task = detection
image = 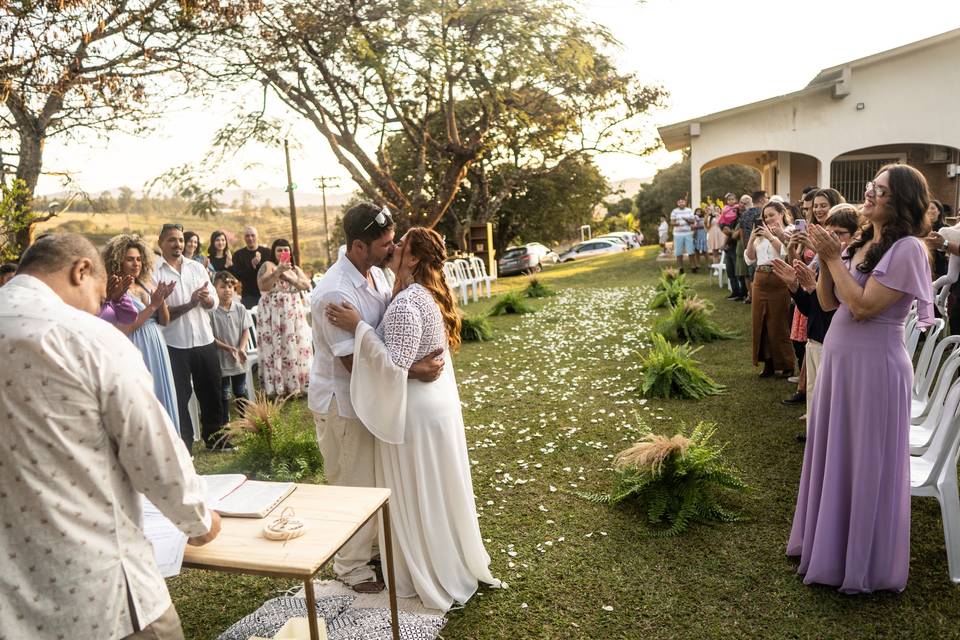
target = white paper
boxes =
[213,481,295,518]
[201,473,248,508]
[141,497,188,578]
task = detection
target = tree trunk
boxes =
[13,132,45,253]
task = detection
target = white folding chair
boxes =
[469,256,493,299]
[709,261,726,289]
[913,332,960,420]
[911,347,960,453]
[913,319,946,395]
[911,376,960,583]
[936,284,951,319]
[443,261,468,306]
[453,259,480,303]
[905,316,922,361]
[244,307,260,403]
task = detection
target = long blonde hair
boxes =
[402,227,461,351]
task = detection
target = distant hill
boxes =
[39,186,356,208]
[605,175,655,201]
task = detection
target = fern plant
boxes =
[639,333,725,399]
[461,314,494,341]
[215,392,323,482]
[489,291,534,315]
[648,271,694,309]
[655,297,737,344]
[573,422,748,536]
[523,277,556,298]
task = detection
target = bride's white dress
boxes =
[349,283,501,611]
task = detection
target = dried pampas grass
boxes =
[615,434,692,474]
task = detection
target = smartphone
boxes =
[794,219,807,233]
[278,249,291,264]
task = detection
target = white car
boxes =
[559,238,625,262]
[597,231,642,248]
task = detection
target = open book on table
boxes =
[202,474,296,518]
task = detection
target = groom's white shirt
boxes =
[308,255,391,419]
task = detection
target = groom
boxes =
[309,202,444,592]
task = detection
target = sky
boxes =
[34,0,960,197]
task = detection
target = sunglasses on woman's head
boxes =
[362,205,393,231]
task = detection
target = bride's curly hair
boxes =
[403,227,462,351]
[846,163,931,273]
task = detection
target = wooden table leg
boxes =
[382,501,401,640]
[304,577,320,640]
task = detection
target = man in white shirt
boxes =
[309,203,443,592]
[670,197,698,273]
[153,223,222,452]
[0,234,220,640]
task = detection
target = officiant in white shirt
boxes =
[309,203,442,592]
[0,234,220,640]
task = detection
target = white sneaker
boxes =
[787,376,799,384]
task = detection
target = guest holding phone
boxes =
[256,239,313,396]
[745,201,795,378]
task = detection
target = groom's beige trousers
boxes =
[312,397,378,585]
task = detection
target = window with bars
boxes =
[831,157,902,203]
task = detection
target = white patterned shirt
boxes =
[153,256,216,349]
[308,257,391,418]
[0,275,213,640]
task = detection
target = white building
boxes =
[658,28,960,211]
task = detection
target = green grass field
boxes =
[174,248,960,639]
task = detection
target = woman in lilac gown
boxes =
[788,164,934,593]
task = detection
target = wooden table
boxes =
[183,483,399,640]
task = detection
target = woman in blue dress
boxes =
[103,235,180,431]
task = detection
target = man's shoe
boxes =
[787,375,800,384]
[781,392,806,405]
[351,580,386,594]
[726,293,739,300]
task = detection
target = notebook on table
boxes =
[202,474,296,518]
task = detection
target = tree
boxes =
[0,0,256,253]
[216,0,663,235]
[117,186,134,212]
[485,156,608,253]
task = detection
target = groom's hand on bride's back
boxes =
[409,348,444,382]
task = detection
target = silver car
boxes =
[559,238,625,262]
[498,243,559,276]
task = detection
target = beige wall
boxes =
[683,34,960,209]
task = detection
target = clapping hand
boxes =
[150,281,176,310]
[794,260,818,292]
[926,232,946,252]
[189,285,211,307]
[107,274,134,303]
[770,259,798,289]
[807,224,843,261]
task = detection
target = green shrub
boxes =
[461,314,494,341]
[655,298,737,344]
[489,291,534,315]
[648,271,694,309]
[573,422,748,536]
[215,393,323,482]
[639,334,725,399]
[523,277,556,298]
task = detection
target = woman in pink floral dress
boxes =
[256,239,313,396]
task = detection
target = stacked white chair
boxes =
[244,306,259,402]
[443,261,468,306]
[910,375,960,583]
[936,284,951,318]
[453,259,481,303]
[468,256,493,299]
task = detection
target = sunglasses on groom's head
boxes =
[362,205,393,231]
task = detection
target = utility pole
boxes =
[283,139,301,265]
[316,175,340,265]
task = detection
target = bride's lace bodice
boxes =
[377,283,447,370]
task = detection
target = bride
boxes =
[325,226,501,611]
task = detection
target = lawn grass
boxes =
[173,248,960,639]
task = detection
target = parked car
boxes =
[559,238,625,262]
[597,231,642,248]
[498,243,560,276]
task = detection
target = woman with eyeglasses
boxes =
[255,238,313,396]
[324,227,501,611]
[788,164,934,593]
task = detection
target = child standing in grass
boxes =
[658,216,669,255]
[209,271,253,425]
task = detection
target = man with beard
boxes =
[154,223,223,452]
[308,203,443,593]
